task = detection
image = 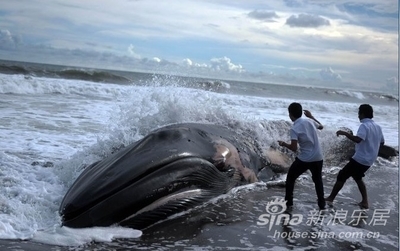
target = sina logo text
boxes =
[257,198,303,230]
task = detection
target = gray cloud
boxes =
[0,29,21,49]
[283,0,305,8]
[248,10,279,21]
[320,67,342,81]
[128,44,141,59]
[286,14,330,28]
[385,77,398,91]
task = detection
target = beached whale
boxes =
[59,123,398,230]
[59,123,277,230]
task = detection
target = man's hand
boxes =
[336,130,361,143]
[304,110,313,118]
[305,109,323,130]
[278,140,298,152]
[336,130,349,137]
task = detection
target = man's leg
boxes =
[285,158,308,207]
[325,160,353,203]
[309,160,325,209]
[355,179,369,209]
[325,181,345,203]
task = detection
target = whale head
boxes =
[59,123,273,229]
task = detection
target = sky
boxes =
[0,0,398,92]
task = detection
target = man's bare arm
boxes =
[336,130,362,143]
[304,110,323,130]
[278,139,298,152]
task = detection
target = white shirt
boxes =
[290,117,323,162]
[353,118,385,166]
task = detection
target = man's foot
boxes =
[284,205,293,213]
[358,202,369,209]
[325,197,333,203]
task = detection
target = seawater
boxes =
[0,61,398,250]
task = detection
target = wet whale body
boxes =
[59,123,276,230]
[59,123,398,230]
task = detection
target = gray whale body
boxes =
[59,123,275,229]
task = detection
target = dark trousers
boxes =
[285,158,325,209]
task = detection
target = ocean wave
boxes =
[57,69,132,84]
[375,93,399,102]
[0,73,130,96]
[0,62,132,84]
[138,74,232,93]
[0,64,30,75]
[0,83,397,247]
[324,88,398,103]
[326,89,366,100]
[190,80,231,92]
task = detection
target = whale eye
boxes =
[226,168,235,177]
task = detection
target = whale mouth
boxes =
[60,156,235,229]
[117,157,236,229]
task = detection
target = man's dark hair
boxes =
[359,104,373,118]
[288,102,302,119]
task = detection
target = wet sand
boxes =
[0,165,398,251]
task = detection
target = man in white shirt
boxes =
[278,102,325,210]
[325,104,384,209]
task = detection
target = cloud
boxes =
[283,0,304,8]
[182,58,207,68]
[0,29,21,49]
[182,57,244,74]
[210,57,245,73]
[248,10,279,21]
[319,67,342,81]
[127,44,141,59]
[286,14,330,28]
[0,1,397,92]
[139,57,169,67]
[182,58,192,66]
[385,76,398,91]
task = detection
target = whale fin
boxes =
[264,148,292,173]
